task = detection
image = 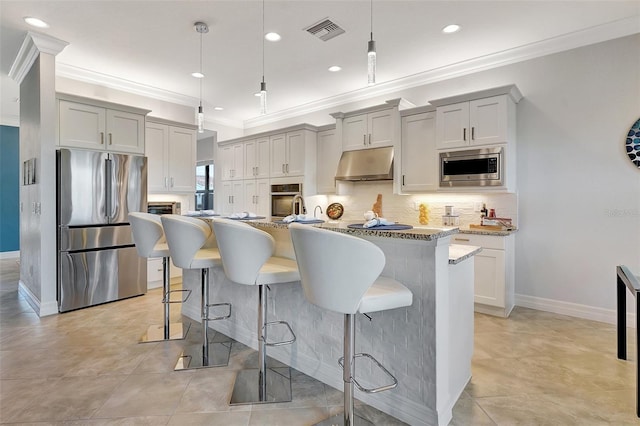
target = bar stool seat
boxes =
[289,223,413,426]
[161,215,232,370]
[129,212,191,342]
[211,218,299,405]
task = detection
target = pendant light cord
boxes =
[370,0,373,41]
[199,29,203,107]
[262,0,265,83]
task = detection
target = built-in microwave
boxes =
[440,147,503,187]
[147,201,181,215]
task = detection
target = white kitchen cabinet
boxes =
[400,109,437,192]
[220,142,244,181]
[270,130,307,177]
[147,258,181,289]
[316,126,340,193]
[58,97,148,154]
[342,108,394,151]
[244,137,270,179]
[450,232,515,317]
[243,179,270,216]
[145,120,196,193]
[220,180,244,215]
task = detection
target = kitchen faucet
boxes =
[292,194,307,215]
[314,205,323,218]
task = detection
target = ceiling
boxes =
[1,1,639,129]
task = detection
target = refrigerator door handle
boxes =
[105,157,112,222]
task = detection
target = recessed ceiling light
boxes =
[442,24,461,34]
[24,17,49,28]
[265,32,281,42]
[213,106,224,111]
[328,65,342,72]
[191,72,204,78]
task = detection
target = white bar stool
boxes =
[161,214,232,370]
[129,212,191,342]
[289,223,413,426]
[211,218,299,405]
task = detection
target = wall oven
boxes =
[440,147,504,187]
[147,201,181,215]
[271,183,302,218]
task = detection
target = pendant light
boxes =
[367,0,376,86]
[194,22,208,133]
[259,0,267,115]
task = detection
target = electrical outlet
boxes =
[474,202,483,212]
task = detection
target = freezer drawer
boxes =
[58,246,146,312]
[59,224,134,252]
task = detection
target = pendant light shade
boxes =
[194,22,208,133]
[367,0,376,86]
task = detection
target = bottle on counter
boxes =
[480,203,488,218]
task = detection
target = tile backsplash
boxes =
[306,182,518,228]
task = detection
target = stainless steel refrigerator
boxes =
[57,148,147,312]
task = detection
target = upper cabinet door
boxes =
[342,114,368,151]
[145,122,169,192]
[286,131,305,176]
[244,139,257,178]
[167,127,196,192]
[255,137,270,179]
[316,128,340,193]
[231,142,244,180]
[469,96,507,146]
[368,109,393,148]
[435,101,470,149]
[106,109,145,154]
[59,100,107,150]
[401,112,437,192]
[270,133,287,177]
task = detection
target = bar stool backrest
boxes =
[211,218,275,286]
[129,212,164,258]
[161,214,212,269]
[289,223,385,315]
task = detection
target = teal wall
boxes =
[0,125,20,252]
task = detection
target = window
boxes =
[195,163,214,210]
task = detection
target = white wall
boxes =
[249,34,640,321]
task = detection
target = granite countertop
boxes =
[202,217,459,242]
[449,244,482,264]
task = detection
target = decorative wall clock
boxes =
[626,118,640,168]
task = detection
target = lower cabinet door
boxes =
[473,248,505,307]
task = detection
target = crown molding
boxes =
[9,31,69,85]
[243,15,640,129]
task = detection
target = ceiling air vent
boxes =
[305,18,345,41]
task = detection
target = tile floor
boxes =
[0,257,637,425]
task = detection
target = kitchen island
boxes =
[181,219,478,426]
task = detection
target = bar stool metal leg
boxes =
[175,267,232,370]
[230,284,293,405]
[140,258,191,343]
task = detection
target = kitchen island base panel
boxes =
[181,222,473,426]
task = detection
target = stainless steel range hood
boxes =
[335,146,394,181]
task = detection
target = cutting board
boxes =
[469,224,510,231]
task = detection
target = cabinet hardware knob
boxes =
[363,134,366,145]
[463,128,467,141]
[402,175,405,186]
[109,133,113,145]
[368,134,371,145]
[454,238,470,242]
[164,177,168,188]
[286,163,289,173]
[170,177,174,188]
[282,164,285,174]
[472,127,475,140]
[100,132,104,144]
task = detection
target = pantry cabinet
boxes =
[451,232,515,317]
[400,108,437,192]
[316,126,340,193]
[219,180,244,215]
[58,95,149,154]
[244,137,270,179]
[243,179,270,217]
[220,142,244,181]
[146,119,197,193]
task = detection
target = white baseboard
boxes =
[515,294,635,327]
[18,280,58,317]
[0,251,19,260]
